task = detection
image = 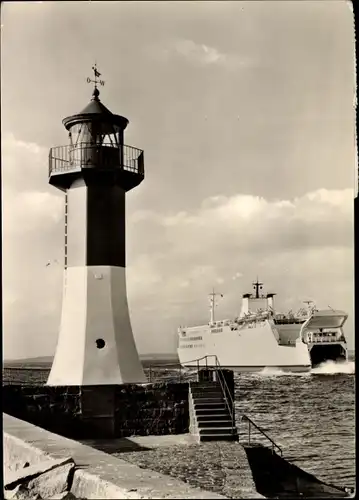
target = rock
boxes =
[4,457,75,491]
[48,492,77,499]
[26,462,75,499]
[4,484,41,499]
[4,486,77,500]
[4,485,21,499]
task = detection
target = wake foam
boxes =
[254,361,355,377]
[256,367,310,377]
[258,367,286,376]
[311,360,355,375]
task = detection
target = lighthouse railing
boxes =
[49,143,144,176]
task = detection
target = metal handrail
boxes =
[192,354,236,431]
[213,355,236,430]
[146,355,210,383]
[146,354,236,430]
[49,142,144,176]
[240,414,283,456]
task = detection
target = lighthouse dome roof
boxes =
[62,88,129,133]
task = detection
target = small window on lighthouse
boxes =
[96,338,106,349]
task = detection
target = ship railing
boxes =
[308,334,343,343]
[240,414,283,457]
[274,318,306,325]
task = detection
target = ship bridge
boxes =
[239,279,276,318]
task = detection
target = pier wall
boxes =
[4,432,50,474]
[3,413,225,499]
[2,383,189,439]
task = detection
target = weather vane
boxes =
[86,63,105,88]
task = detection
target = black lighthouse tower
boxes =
[47,67,146,385]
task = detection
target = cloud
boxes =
[133,187,353,260]
[2,133,64,359]
[151,38,255,70]
[128,189,353,264]
[2,132,354,359]
[2,133,64,238]
[126,187,354,350]
[175,39,224,65]
[1,1,355,363]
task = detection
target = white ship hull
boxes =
[177,283,348,372]
[177,320,312,372]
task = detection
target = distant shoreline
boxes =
[3,353,181,369]
[3,350,354,369]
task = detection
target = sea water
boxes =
[235,360,355,489]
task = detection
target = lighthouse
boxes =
[47,67,146,385]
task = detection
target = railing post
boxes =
[149,365,152,383]
[138,152,144,175]
[248,419,251,445]
[179,364,182,383]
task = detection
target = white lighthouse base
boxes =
[47,266,146,386]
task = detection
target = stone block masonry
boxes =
[2,382,189,439]
[114,383,189,436]
[3,385,83,439]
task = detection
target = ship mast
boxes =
[209,288,223,324]
[303,300,315,315]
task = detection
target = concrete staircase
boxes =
[189,381,238,442]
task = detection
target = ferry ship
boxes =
[177,280,348,372]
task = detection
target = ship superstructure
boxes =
[177,280,348,372]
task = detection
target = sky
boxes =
[1,1,356,359]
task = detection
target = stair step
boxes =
[191,384,222,390]
[195,408,230,416]
[190,382,221,389]
[194,399,227,410]
[198,427,237,435]
[197,414,233,422]
[197,420,234,428]
[192,395,224,401]
[199,434,239,442]
[192,397,225,404]
[191,391,224,398]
